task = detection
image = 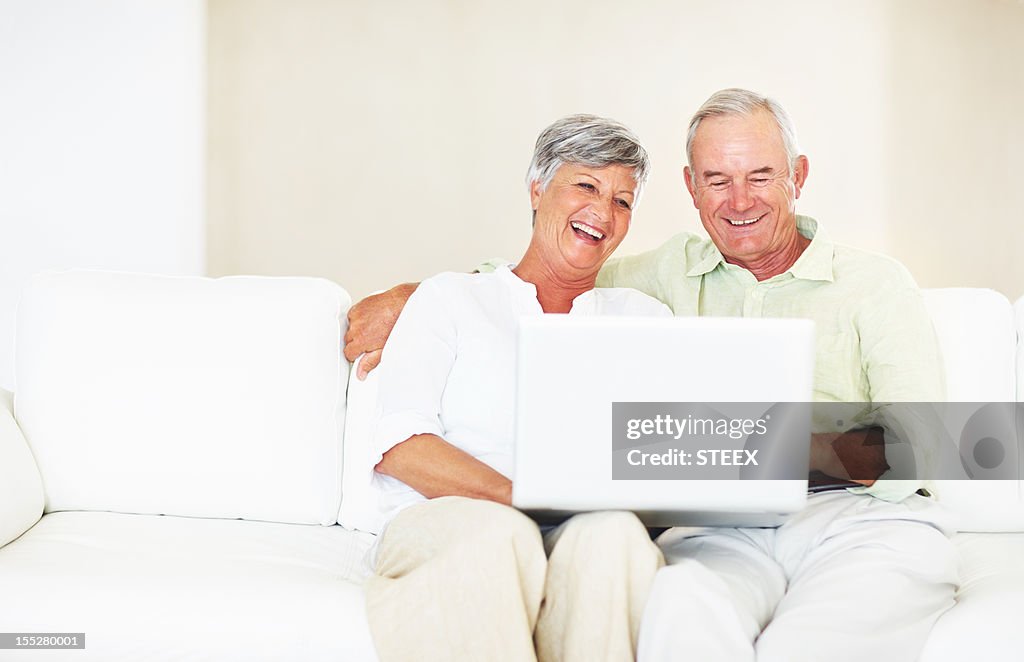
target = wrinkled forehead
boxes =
[691,111,788,173]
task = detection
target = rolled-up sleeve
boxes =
[372,277,458,464]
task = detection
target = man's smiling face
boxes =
[684,109,808,273]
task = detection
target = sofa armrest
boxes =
[0,388,44,548]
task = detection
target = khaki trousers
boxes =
[365,496,664,662]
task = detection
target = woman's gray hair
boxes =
[686,88,801,175]
[525,114,651,201]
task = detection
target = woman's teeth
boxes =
[570,221,604,240]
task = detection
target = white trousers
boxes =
[366,496,664,662]
[638,492,959,662]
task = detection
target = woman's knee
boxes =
[549,510,661,568]
[440,497,545,556]
[562,510,648,543]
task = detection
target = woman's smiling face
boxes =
[529,162,637,276]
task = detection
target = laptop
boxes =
[512,315,815,527]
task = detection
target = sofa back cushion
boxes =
[14,271,350,525]
[922,288,1023,532]
[924,289,1017,402]
[338,367,386,534]
[0,388,44,547]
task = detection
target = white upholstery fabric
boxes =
[0,388,43,548]
[339,367,386,534]
[1016,296,1024,401]
[0,511,378,661]
[923,288,1016,401]
[919,532,1024,662]
[922,289,1023,532]
[14,271,350,525]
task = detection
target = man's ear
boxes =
[792,156,809,199]
[683,166,699,208]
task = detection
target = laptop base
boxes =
[521,508,793,529]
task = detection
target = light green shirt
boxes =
[596,216,946,502]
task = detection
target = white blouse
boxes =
[371,265,672,521]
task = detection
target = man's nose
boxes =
[729,181,754,211]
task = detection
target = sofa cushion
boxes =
[918,532,1024,662]
[923,288,1016,402]
[922,289,1023,532]
[14,271,350,525]
[0,511,378,661]
[0,387,43,547]
[339,366,386,534]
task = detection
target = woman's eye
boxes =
[615,198,632,210]
[577,182,596,191]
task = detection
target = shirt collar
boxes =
[494,263,598,312]
[495,264,537,296]
[685,242,727,277]
[685,215,834,282]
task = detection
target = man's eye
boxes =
[750,178,771,187]
[577,182,597,191]
[709,181,729,191]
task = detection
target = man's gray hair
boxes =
[526,114,651,201]
[686,88,801,174]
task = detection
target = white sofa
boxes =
[1,271,1022,661]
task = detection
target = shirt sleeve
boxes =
[857,272,945,404]
[371,276,458,464]
[596,247,670,302]
[847,263,946,502]
[473,258,512,274]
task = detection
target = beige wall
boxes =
[883,0,1024,291]
[208,0,1024,301]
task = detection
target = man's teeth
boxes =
[727,216,762,226]
[570,221,604,240]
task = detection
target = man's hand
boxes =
[810,427,888,486]
[343,282,418,379]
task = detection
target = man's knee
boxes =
[875,520,958,582]
[651,560,731,598]
[817,517,957,579]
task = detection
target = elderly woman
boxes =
[364,115,670,662]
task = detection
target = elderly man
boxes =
[344,89,958,661]
[599,89,958,662]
